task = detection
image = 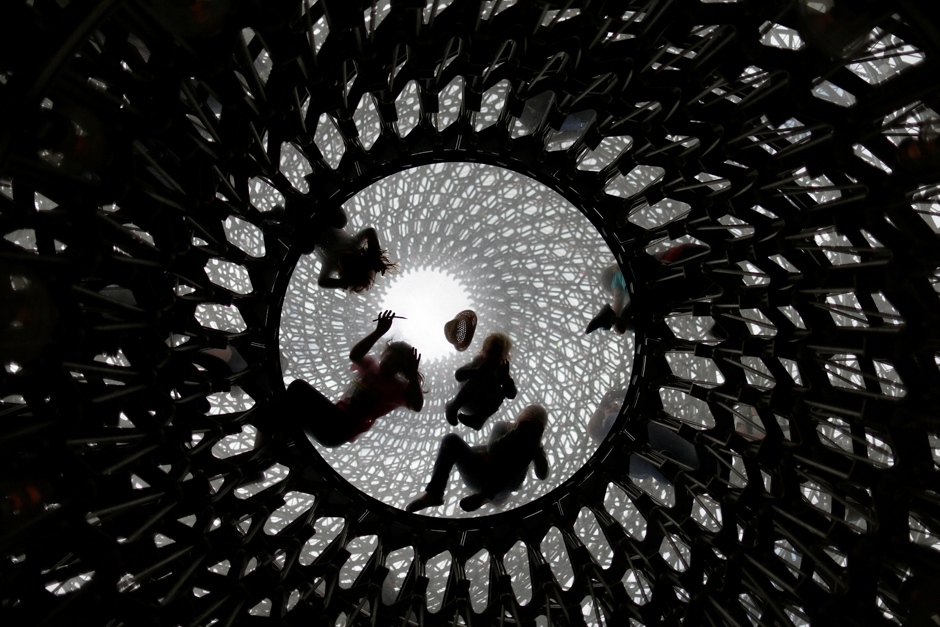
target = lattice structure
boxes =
[2,1,940,626]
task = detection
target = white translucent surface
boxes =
[279,163,631,517]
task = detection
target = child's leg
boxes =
[448,379,503,430]
[425,434,482,497]
[445,380,474,425]
[286,380,354,447]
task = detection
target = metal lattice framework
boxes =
[2,1,940,626]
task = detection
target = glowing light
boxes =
[380,268,473,362]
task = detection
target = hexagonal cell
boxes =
[396,80,421,137]
[353,93,381,150]
[314,112,345,169]
[474,79,511,133]
[195,303,247,333]
[206,258,253,294]
[658,532,691,572]
[224,215,266,258]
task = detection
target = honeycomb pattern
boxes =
[2,1,940,626]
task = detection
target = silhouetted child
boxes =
[586,244,710,334]
[286,311,424,447]
[270,203,397,293]
[313,206,396,293]
[445,332,517,430]
[407,405,550,513]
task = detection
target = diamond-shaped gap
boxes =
[504,540,532,606]
[473,79,511,133]
[206,389,254,416]
[465,548,490,614]
[664,351,724,388]
[736,307,777,337]
[658,531,691,572]
[760,22,804,50]
[234,463,288,499]
[577,135,632,171]
[852,143,893,174]
[436,76,464,131]
[510,91,550,139]
[352,93,381,150]
[658,388,715,430]
[396,80,421,137]
[847,29,924,85]
[870,291,903,325]
[299,517,345,566]
[739,356,775,390]
[382,546,414,604]
[426,550,452,612]
[339,535,378,588]
[719,216,756,240]
[731,403,767,441]
[608,165,666,200]
[822,354,868,392]
[603,483,646,540]
[665,312,720,342]
[223,216,265,258]
[248,598,271,617]
[205,258,252,294]
[546,109,596,152]
[211,423,258,459]
[776,539,805,583]
[264,491,316,535]
[690,492,722,533]
[622,565,653,606]
[194,303,246,333]
[541,527,575,590]
[777,304,806,329]
[247,175,283,209]
[628,197,690,231]
[575,507,613,570]
[873,359,905,398]
[423,0,456,24]
[909,515,940,551]
[279,142,313,193]
[313,112,345,169]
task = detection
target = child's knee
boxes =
[441,433,462,449]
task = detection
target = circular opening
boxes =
[379,268,473,363]
[279,162,633,517]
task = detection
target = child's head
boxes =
[481,332,511,361]
[338,248,397,293]
[381,341,425,387]
[516,404,549,434]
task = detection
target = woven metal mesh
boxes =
[2,1,940,626]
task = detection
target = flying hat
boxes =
[443,310,477,351]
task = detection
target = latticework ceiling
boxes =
[2,1,940,626]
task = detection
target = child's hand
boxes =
[408,347,422,374]
[375,310,395,335]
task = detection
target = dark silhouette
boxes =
[286,311,424,447]
[407,405,550,513]
[445,332,517,430]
